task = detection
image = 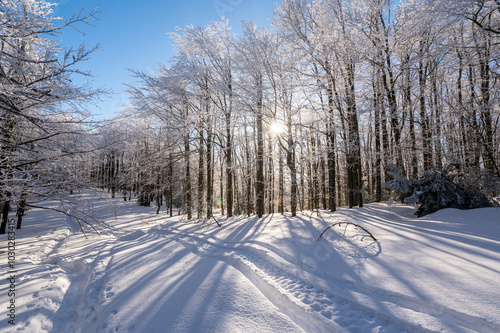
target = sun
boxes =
[269,121,285,135]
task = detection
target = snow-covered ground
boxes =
[1,190,499,332]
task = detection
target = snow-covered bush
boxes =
[385,165,496,217]
[384,164,414,203]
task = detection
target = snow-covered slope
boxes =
[1,190,499,332]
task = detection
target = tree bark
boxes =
[225,78,234,217]
[373,69,382,201]
[419,52,433,172]
[256,75,265,218]
[326,73,337,212]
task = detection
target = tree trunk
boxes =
[468,65,481,168]
[225,120,233,217]
[168,152,174,217]
[268,138,274,214]
[279,148,284,215]
[373,69,382,201]
[345,63,363,208]
[419,55,433,172]
[206,124,213,218]
[287,138,297,217]
[225,81,234,217]
[381,52,404,175]
[184,99,192,220]
[431,71,443,170]
[457,49,469,169]
[477,41,498,176]
[256,75,265,218]
[326,74,337,212]
[405,59,418,179]
[244,123,253,217]
[0,200,10,234]
[320,155,327,209]
[220,156,224,216]
[197,128,204,219]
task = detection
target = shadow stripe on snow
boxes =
[152,228,420,332]
[153,226,500,333]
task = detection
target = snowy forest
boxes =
[96,0,499,222]
[1,0,499,230]
[2,1,500,332]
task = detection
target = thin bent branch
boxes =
[317,222,377,242]
[25,204,100,238]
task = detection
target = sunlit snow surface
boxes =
[1,189,499,332]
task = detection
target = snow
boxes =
[1,190,499,332]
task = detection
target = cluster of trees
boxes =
[93,0,500,221]
[0,0,100,233]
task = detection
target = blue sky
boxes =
[53,0,278,119]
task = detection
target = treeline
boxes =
[93,0,500,219]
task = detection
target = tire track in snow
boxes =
[156,227,500,333]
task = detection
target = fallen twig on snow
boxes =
[317,222,377,242]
